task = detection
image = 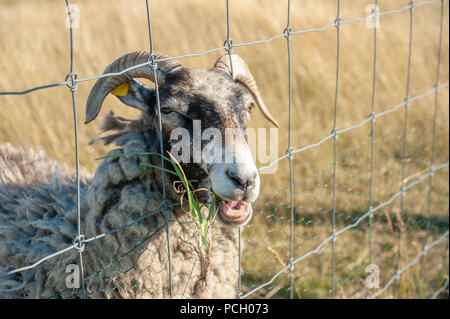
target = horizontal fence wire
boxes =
[0,0,448,299]
[369,230,449,299]
[0,0,445,96]
[257,82,449,173]
[431,278,449,299]
[0,203,176,280]
[240,161,450,299]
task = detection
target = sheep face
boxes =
[162,68,260,226]
[85,52,278,227]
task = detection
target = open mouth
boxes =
[217,199,252,227]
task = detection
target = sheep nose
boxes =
[226,169,257,191]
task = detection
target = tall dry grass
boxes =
[0,0,448,298]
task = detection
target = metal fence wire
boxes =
[0,0,448,299]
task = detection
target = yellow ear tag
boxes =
[111,82,130,96]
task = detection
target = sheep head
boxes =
[85,51,278,227]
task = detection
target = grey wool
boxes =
[0,114,240,298]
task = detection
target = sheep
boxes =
[0,51,278,299]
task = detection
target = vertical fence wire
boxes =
[64,0,86,299]
[421,0,445,278]
[284,0,295,300]
[368,0,378,284]
[394,0,415,298]
[225,0,234,77]
[145,0,172,298]
[223,0,242,299]
[0,0,448,299]
[330,0,341,298]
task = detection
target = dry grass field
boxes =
[0,0,449,298]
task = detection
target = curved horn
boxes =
[85,51,182,124]
[214,54,279,127]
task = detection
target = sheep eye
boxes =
[247,102,255,112]
[160,107,174,114]
[160,107,192,120]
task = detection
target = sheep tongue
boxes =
[225,200,245,210]
[222,200,248,219]
[217,199,252,226]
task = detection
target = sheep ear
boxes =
[111,79,153,113]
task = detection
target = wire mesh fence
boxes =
[0,0,448,299]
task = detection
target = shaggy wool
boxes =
[0,115,240,298]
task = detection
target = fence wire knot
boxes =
[73,235,85,253]
[159,199,171,216]
[283,26,292,41]
[404,96,410,108]
[400,183,406,195]
[429,166,436,177]
[288,258,294,272]
[409,0,416,11]
[64,72,78,91]
[370,7,378,20]
[285,147,294,161]
[434,82,440,92]
[224,39,233,54]
[331,230,337,242]
[147,53,158,70]
[334,17,342,29]
[331,128,339,140]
